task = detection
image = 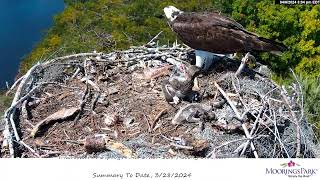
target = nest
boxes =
[0,44,318,158]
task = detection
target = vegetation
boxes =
[300,77,320,137]
[14,0,320,134]
[0,91,12,117]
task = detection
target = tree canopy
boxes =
[21,0,320,78]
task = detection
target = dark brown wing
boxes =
[171,12,287,54]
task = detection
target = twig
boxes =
[214,81,259,158]
[42,52,102,66]
[259,119,290,157]
[151,109,167,132]
[170,143,193,150]
[74,58,90,124]
[4,85,40,144]
[214,82,241,118]
[280,86,301,158]
[5,75,25,96]
[36,82,80,90]
[290,68,304,122]
[240,106,265,156]
[147,31,163,45]
[91,92,101,112]
[19,140,41,158]
[207,137,253,158]
[73,84,89,124]
[143,113,152,133]
[71,67,81,79]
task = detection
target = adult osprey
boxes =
[163,6,287,70]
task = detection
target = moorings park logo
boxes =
[266,160,318,178]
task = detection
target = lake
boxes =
[0,0,64,89]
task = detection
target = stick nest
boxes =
[1,44,318,158]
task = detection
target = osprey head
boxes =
[163,6,183,22]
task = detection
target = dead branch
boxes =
[147,31,163,45]
[42,52,102,66]
[280,86,301,158]
[19,140,40,158]
[214,81,259,158]
[240,106,265,156]
[6,75,25,96]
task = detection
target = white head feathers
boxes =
[163,6,183,22]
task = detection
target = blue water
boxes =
[0,0,64,89]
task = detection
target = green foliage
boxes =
[296,56,320,78]
[21,0,221,73]
[21,1,320,79]
[300,77,320,136]
[0,91,12,117]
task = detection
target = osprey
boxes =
[162,63,200,104]
[163,6,287,70]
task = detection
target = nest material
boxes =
[1,44,318,158]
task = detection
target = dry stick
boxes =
[80,76,101,90]
[73,59,90,124]
[147,31,163,45]
[5,85,40,120]
[143,113,152,133]
[151,109,167,132]
[290,68,304,122]
[214,81,259,158]
[91,92,101,112]
[207,137,253,158]
[260,74,303,156]
[42,52,102,66]
[19,140,40,158]
[71,67,81,79]
[6,86,40,155]
[280,87,301,158]
[5,63,41,141]
[35,82,80,90]
[73,86,89,124]
[6,75,25,96]
[262,95,289,157]
[240,106,265,156]
[42,46,65,62]
[259,119,290,157]
[214,82,241,117]
[3,63,41,157]
[170,143,193,150]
